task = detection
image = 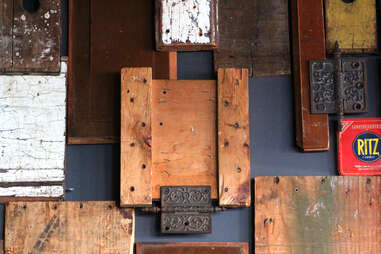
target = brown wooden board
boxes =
[291,0,329,152]
[5,201,134,254]
[0,0,61,73]
[214,0,290,78]
[218,69,250,207]
[68,0,177,144]
[136,242,249,254]
[255,176,381,254]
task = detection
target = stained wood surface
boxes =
[325,0,377,54]
[291,0,329,152]
[121,68,152,207]
[0,0,12,71]
[68,0,177,144]
[218,69,250,207]
[5,202,134,254]
[152,79,217,199]
[255,176,381,254]
[214,0,290,77]
[136,242,248,254]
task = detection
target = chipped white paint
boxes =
[161,0,212,44]
[0,186,64,197]
[0,62,66,197]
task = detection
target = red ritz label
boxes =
[338,118,381,175]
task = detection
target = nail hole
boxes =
[166,29,170,34]
[224,187,229,192]
[23,204,27,209]
[53,205,57,210]
[142,164,146,169]
[367,178,371,184]
[130,143,135,147]
[184,221,189,226]
[160,122,163,126]
[143,78,147,83]
[127,89,130,93]
[274,176,280,184]
[130,186,135,192]
[108,204,113,209]
[224,141,229,147]
[163,90,167,94]
[224,101,229,107]
[141,122,146,127]
[130,98,134,103]
[342,0,355,3]
[295,188,299,192]
[165,226,170,231]
[244,143,249,148]
[234,123,240,128]
[237,167,241,173]
[80,203,83,208]
[23,0,40,14]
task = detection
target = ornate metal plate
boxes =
[309,58,367,114]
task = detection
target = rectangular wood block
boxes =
[68,0,177,144]
[214,0,290,77]
[155,0,218,51]
[291,0,329,152]
[5,201,134,254]
[218,69,250,207]
[325,0,377,54]
[255,176,381,254]
[136,242,248,254]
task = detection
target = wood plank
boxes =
[325,0,377,54]
[217,69,250,207]
[136,242,248,254]
[5,202,134,254]
[68,0,177,144]
[0,0,12,71]
[214,0,290,77]
[155,0,218,51]
[291,0,329,152]
[255,176,381,254]
[151,79,217,200]
[121,68,152,207]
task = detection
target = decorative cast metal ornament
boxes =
[310,42,367,131]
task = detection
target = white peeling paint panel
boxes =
[161,0,212,44]
[0,169,64,182]
[0,186,64,197]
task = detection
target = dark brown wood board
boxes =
[136,242,249,254]
[255,176,381,254]
[0,0,61,73]
[214,0,290,78]
[5,202,134,254]
[68,0,177,144]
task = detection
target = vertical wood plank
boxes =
[291,0,329,152]
[0,0,12,71]
[121,67,152,207]
[218,69,250,207]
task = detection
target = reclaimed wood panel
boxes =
[152,79,217,199]
[218,69,250,207]
[214,0,290,77]
[255,176,381,254]
[5,202,134,254]
[0,0,12,71]
[291,0,329,152]
[155,0,218,51]
[136,242,249,254]
[0,61,66,200]
[325,0,377,54]
[68,0,177,144]
[121,68,152,207]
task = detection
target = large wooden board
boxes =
[214,0,290,77]
[68,0,177,144]
[152,79,217,199]
[136,242,248,254]
[218,69,250,207]
[325,0,377,54]
[255,176,381,254]
[5,202,134,254]
[291,0,329,152]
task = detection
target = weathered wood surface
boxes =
[68,0,177,144]
[136,242,249,254]
[0,61,66,199]
[152,79,217,199]
[325,0,377,54]
[155,0,218,51]
[121,68,152,207]
[291,0,329,152]
[255,176,381,254]
[5,202,134,254]
[0,0,61,73]
[214,0,290,77]
[218,69,250,207]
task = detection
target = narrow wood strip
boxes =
[218,69,250,207]
[121,68,152,207]
[0,186,64,197]
[0,169,64,182]
[0,0,12,71]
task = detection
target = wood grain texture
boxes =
[136,242,249,254]
[214,0,290,77]
[325,0,377,54]
[291,0,329,152]
[68,0,177,144]
[0,0,12,71]
[255,176,381,254]
[152,79,217,199]
[5,202,134,254]
[121,68,152,207]
[218,69,250,207]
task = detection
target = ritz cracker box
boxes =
[338,118,381,175]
